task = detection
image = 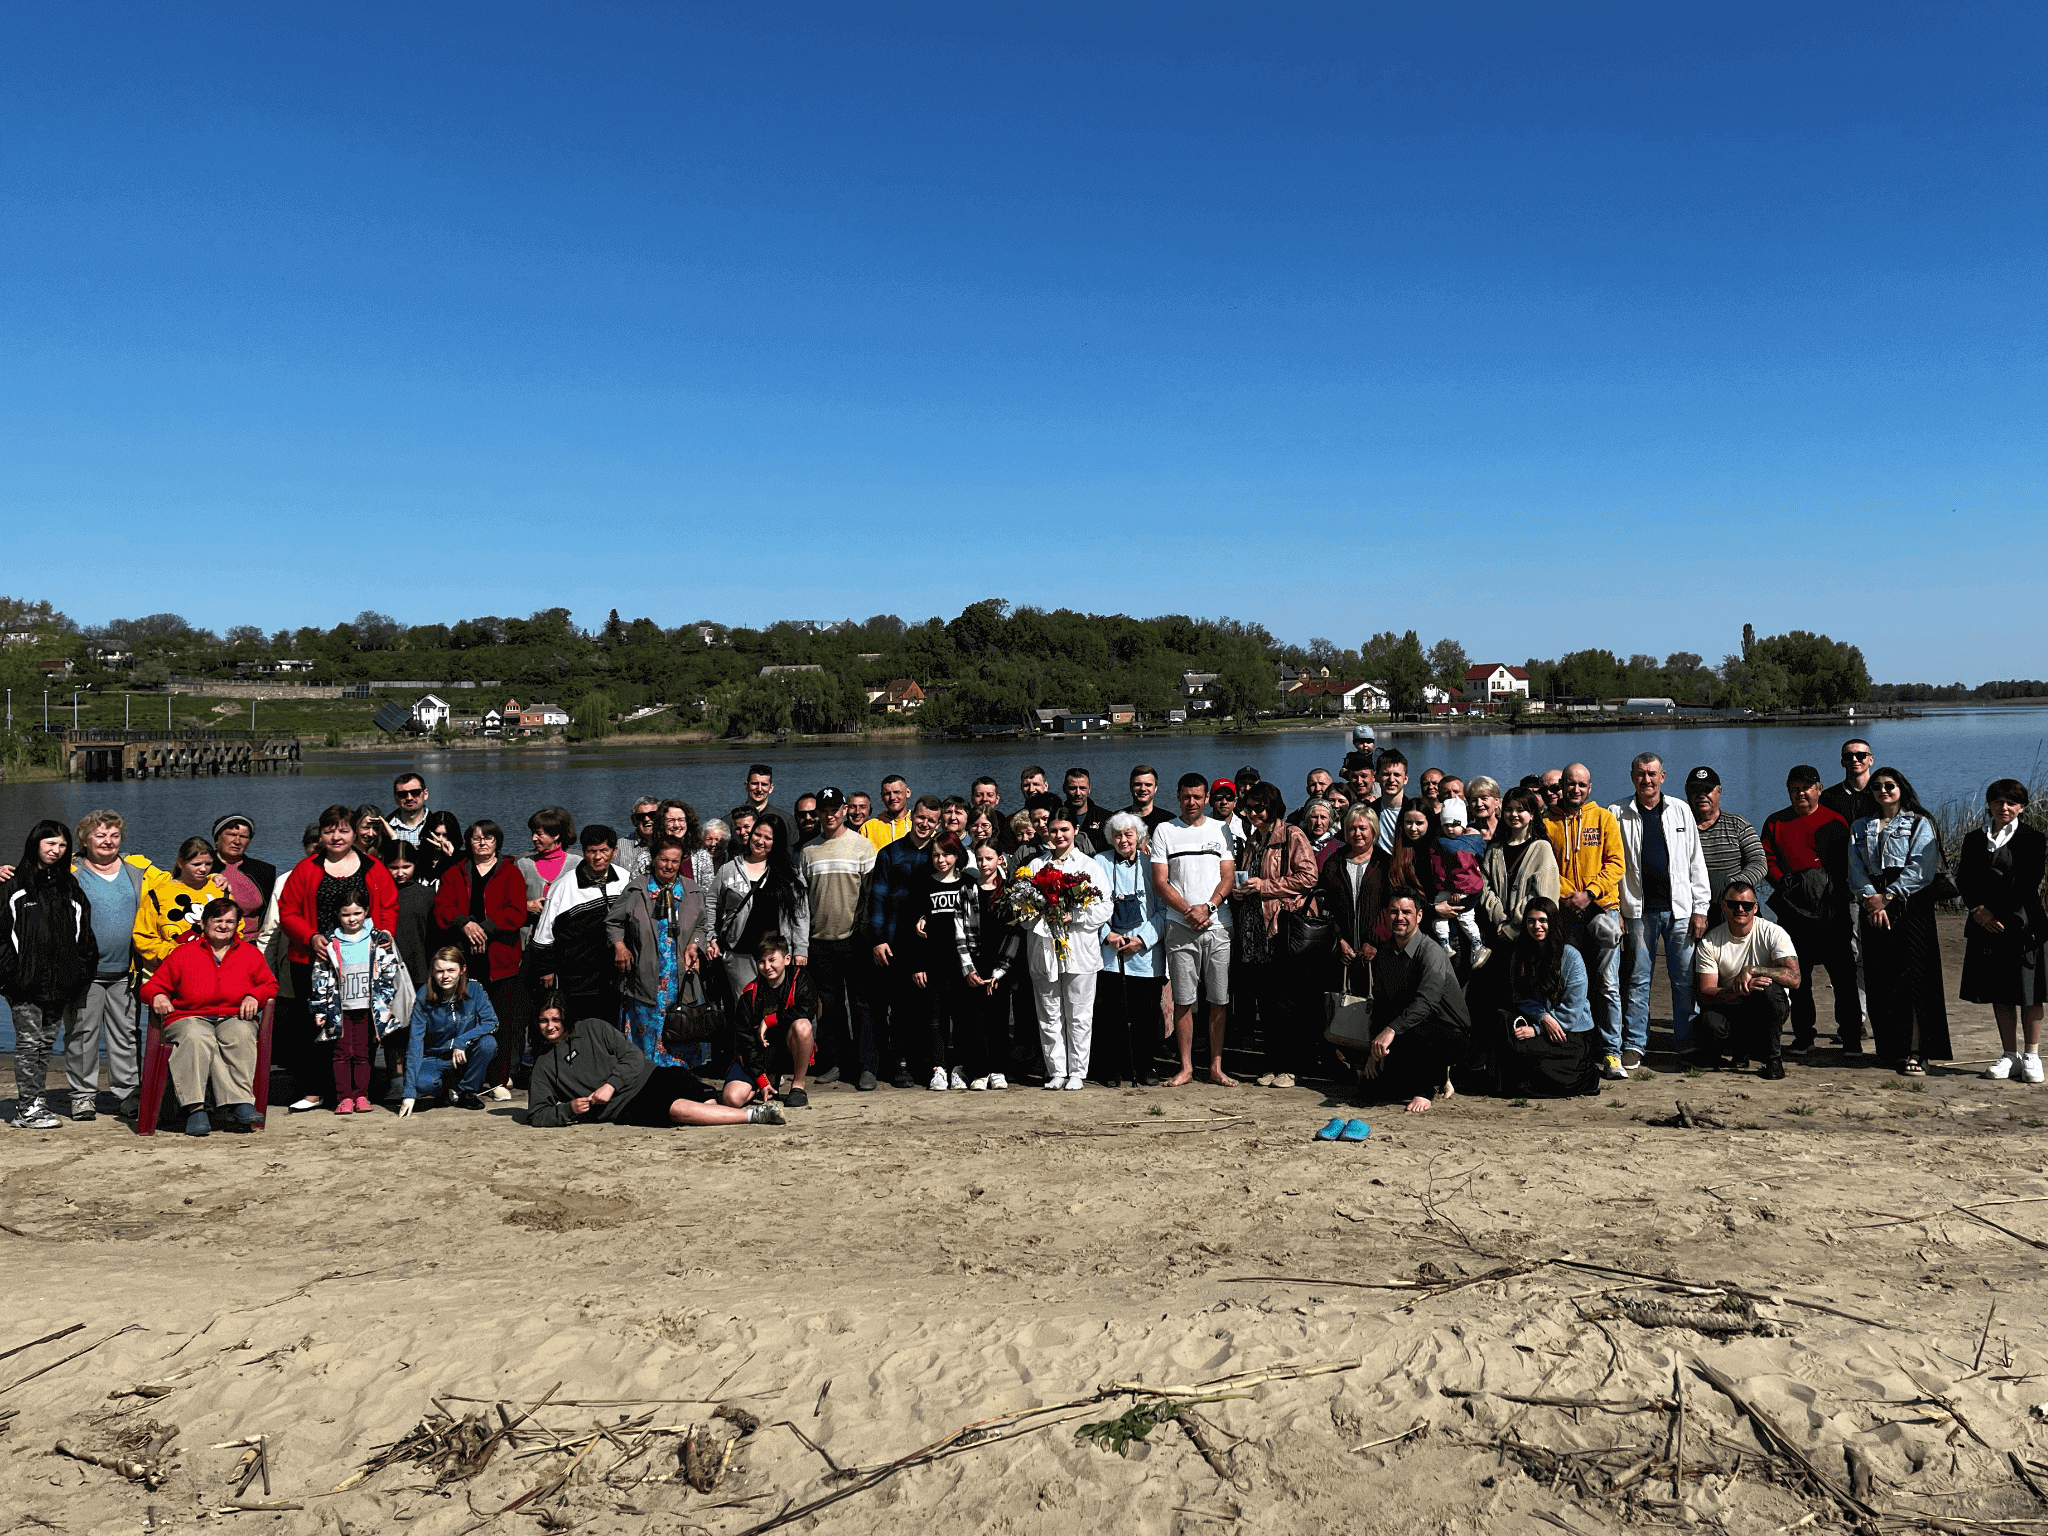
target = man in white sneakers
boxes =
[1151,773,1237,1086]
[1613,752,1712,1062]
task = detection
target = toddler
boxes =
[1428,797,1490,968]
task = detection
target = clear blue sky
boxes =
[5,3,2042,681]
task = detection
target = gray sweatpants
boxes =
[64,976,139,1104]
[10,1000,56,1106]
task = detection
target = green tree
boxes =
[1361,630,1432,714]
[1212,648,1277,721]
[1745,631,1871,709]
[1427,637,1470,688]
[569,689,616,741]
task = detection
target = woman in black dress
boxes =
[1960,779,2047,1082]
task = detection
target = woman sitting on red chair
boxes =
[138,897,278,1137]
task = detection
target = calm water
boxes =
[6,707,2044,1047]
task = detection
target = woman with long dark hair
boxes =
[1961,779,2048,1082]
[1501,897,1594,1093]
[708,815,809,998]
[275,805,399,1111]
[1848,766,1951,1074]
[0,820,98,1129]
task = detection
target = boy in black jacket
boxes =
[731,933,818,1108]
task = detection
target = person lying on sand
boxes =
[524,993,784,1128]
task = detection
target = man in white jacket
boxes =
[1021,807,1113,1090]
[1611,753,1713,1063]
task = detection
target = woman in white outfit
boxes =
[1021,807,1113,1090]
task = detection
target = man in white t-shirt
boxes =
[1689,880,1802,1079]
[1150,773,1237,1086]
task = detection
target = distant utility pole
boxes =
[44,690,49,729]
[125,694,130,729]
[250,698,257,733]
[72,691,79,729]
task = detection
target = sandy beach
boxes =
[4,910,2046,1535]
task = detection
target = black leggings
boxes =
[1093,972,1164,1082]
[615,1066,720,1125]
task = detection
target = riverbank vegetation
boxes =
[0,592,2011,743]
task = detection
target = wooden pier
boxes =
[62,729,303,782]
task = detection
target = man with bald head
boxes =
[1545,762,1627,1078]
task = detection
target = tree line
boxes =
[0,592,1913,740]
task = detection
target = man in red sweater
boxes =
[1759,765,1858,1055]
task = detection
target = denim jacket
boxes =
[403,979,499,1097]
[1094,852,1163,977]
[1848,812,1939,900]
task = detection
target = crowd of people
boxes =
[0,732,2041,1137]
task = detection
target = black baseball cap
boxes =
[816,787,846,810]
[1684,766,1720,794]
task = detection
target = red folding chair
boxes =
[136,1000,274,1136]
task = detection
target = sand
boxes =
[3,911,2046,1536]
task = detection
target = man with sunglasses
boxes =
[1761,766,1857,1054]
[1543,763,1626,1077]
[1688,879,1800,1078]
[616,796,663,879]
[388,772,431,845]
[1821,739,1878,1042]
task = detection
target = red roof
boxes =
[1464,663,1529,681]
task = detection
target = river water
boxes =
[5,707,2044,1048]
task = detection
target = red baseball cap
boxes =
[1210,778,1237,797]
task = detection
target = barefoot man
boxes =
[1361,888,1472,1113]
[1151,772,1237,1086]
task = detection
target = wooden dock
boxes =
[62,729,303,782]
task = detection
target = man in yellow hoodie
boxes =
[1545,762,1627,1079]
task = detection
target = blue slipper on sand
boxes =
[1339,1119,1371,1142]
[1314,1117,1346,1141]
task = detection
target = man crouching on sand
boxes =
[525,992,785,1128]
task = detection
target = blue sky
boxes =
[4,2,2043,681]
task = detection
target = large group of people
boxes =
[0,733,2040,1137]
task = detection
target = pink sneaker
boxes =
[334,1099,354,1114]
[352,1096,373,1113]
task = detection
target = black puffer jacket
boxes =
[0,823,99,1007]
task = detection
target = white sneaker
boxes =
[489,1084,512,1101]
[2026,1054,2046,1086]
[287,1094,323,1113]
[967,1076,989,1091]
[1986,1052,2018,1080]
[987,1073,1008,1091]
[1063,1076,1085,1091]
[948,1068,967,1090]
[928,1067,949,1091]
[1042,1076,1063,1090]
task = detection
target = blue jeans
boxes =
[1625,910,1695,1054]
[417,1035,497,1097]
[1566,908,1623,1055]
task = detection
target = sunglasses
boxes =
[1842,752,1872,761]
[1723,898,1757,911]
[396,787,426,798]
[1873,782,1901,794]
[632,812,656,822]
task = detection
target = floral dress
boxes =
[622,879,688,1068]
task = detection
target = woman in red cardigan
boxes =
[275,804,398,1110]
[432,818,533,1097]
[139,898,279,1136]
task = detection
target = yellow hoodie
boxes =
[133,863,228,969]
[1544,802,1624,910]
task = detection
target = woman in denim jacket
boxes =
[1094,813,1165,1087]
[1848,766,1950,1074]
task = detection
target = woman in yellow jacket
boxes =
[133,837,228,979]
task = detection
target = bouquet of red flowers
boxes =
[1006,861,1098,966]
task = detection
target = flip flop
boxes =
[1314,1117,1346,1141]
[1339,1119,1371,1142]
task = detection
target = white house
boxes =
[411,694,452,730]
[1463,663,1531,702]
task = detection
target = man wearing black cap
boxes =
[1684,768,1765,906]
[210,814,276,944]
[798,788,876,1087]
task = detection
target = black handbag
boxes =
[1284,898,1333,956]
[660,971,722,1053]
